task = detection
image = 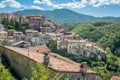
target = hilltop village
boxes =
[0,12,107,80]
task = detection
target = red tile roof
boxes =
[110,76,120,80]
[25,30,38,33]
[30,16,45,20]
[12,41,30,47]
[28,45,51,53]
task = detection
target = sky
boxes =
[0,0,120,17]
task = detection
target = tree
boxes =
[15,20,20,31]
[29,63,69,80]
[1,18,9,26]
[95,76,102,80]
[47,40,57,51]
[106,47,112,54]
[4,25,15,30]
[0,63,15,80]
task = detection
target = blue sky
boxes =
[0,0,120,17]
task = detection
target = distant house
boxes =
[110,76,120,80]
[14,31,24,42]
[46,33,64,41]
[67,39,87,55]
[12,41,30,48]
[28,45,51,53]
[21,16,29,23]
[0,31,7,39]
[39,32,51,45]
[25,29,39,45]
[6,30,24,43]
[7,29,15,36]
[67,39,107,58]
[28,16,46,30]
[0,24,4,31]
[0,12,19,21]
[65,32,76,40]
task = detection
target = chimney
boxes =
[43,52,50,66]
[80,62,87,76]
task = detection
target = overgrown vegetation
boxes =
[1,18,23,31]
[0,63,15,80]
[72,21,120,57]
[28,63,69,80]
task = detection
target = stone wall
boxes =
[61,72,96,80]
[0,46,36,79]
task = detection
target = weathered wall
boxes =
[0,46,36,79]
[61,72,96,80]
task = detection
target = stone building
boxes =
[6,30,24,43]
[65,32,76,40]
[0,24,4,31]
[67,39,88,55]
[0,46,97,80]
[14,31,24,42]
[28,16,46,30]
[0,12,19,22]
[0,31,7,39]
[25,29,39,45]
[25,29,53,45]
[67,39,106,58]
[39,32,51,45]
[21,16,29,23]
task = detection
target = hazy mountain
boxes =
[16,9,120,23]
[16,9,96,23]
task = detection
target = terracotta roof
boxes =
[28,45,51,53]
[0,31,7,33]
[25,30,38,33]
[46,33,63,36]
[14,31,23,34]
[110,76,120,80]
[85,43,93,47]
[67,39,87,43]
[12,41,30,47]
[4,46,96,73]
[30,16,45,20]
[7,36,14,39]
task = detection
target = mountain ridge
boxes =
[15,9,120,23]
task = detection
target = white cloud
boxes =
[0,2,6,8]
[56,2,86,9]
[0,0,22,8]
[30,5,44,10]
[34,0,53,6]
[33,0,120,9]
[0,0,44,10]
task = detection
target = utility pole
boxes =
[28,46,29,67]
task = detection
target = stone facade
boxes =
[0,31,7,39]
[0,12,19,22]
[67,39,106,58]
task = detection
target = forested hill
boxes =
[16,9,95,23]
[16,9,120,23]
[72,21,120,57]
